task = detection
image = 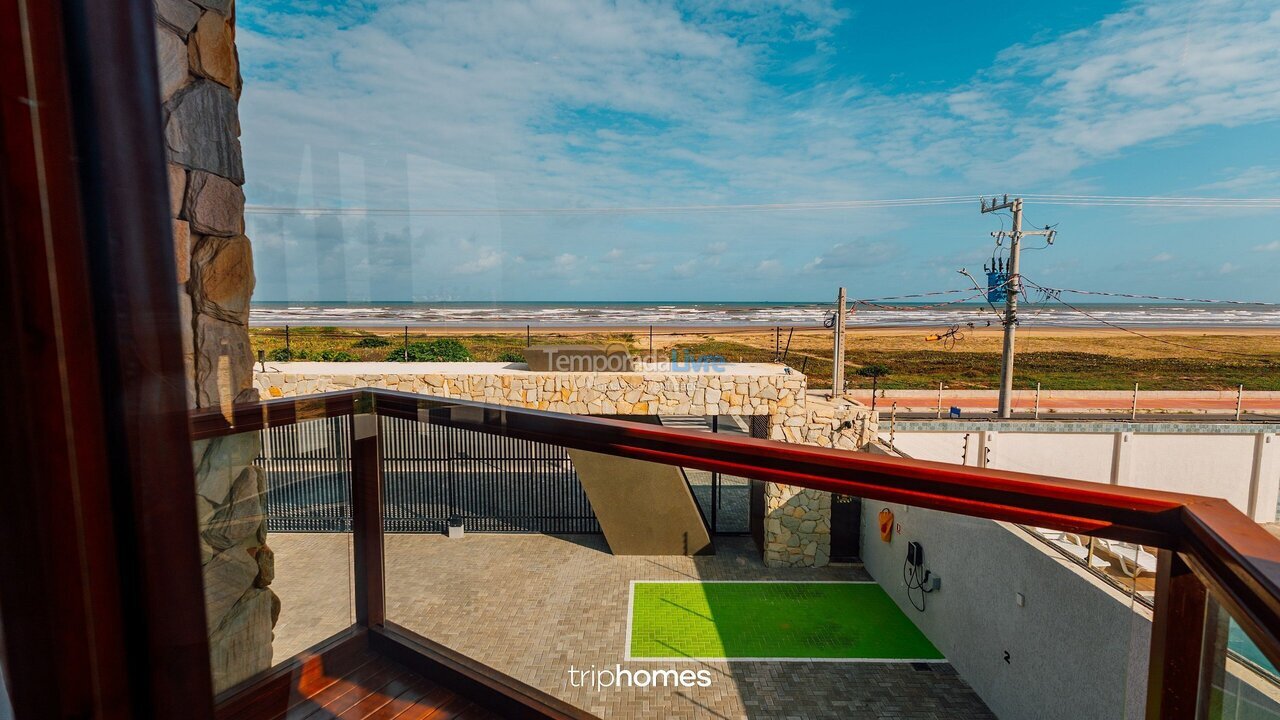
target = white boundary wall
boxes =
[859,495,1152,720]
[862,422,1280,718]
[882,421,1280,522]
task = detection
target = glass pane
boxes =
[375,404,1157,718]
[0,649,11,720]
[1021,526,1157,604]
[1203,598,1280,719]
[381,414,598,534]
[194,416,354,695]
[859,503,1151,719]
[660,414,752,535]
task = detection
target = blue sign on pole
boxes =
[986,271,1009,303]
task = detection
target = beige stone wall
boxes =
[762,394,877,568]
[157,0,271,693]
[255,366,877,568]
[255,366,803,419]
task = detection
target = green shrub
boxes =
[267,347,358,362]
[316,349,359,362]
[390,338,472,362]
[497,350,526,363]
[352,336,391,348]
[856,364,890,379]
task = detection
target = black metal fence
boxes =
[379,416,599,533]
[257,416,353,532]
[257,415,600,533]
[256,414,766,535]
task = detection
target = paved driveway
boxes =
[268,532,994,719]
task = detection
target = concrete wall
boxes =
[885,423,1280,522]
[859,498,1152,720]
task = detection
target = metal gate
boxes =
[659,415,757,535]
[379,416,599,533]
[258,416,353,532]
[257,415,600,533]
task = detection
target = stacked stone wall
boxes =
[157,0,269,692]
[257,368,803,419]
[762,394,877,567]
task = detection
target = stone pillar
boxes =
[763,394,877,568]
[157,0,274,693]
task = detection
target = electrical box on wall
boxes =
[907,541,924,568]
[904,541,938,611]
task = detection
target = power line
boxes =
[244,195,977,217]
[244,193,1280,218]
[853,292,987,312]
[1020,279,1273,359]
[1018,194,1280,209]
[1026,286,1280,306]
[1021,193,1280,203]
[850,288,971,303]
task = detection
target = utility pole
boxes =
[832,287,847,398]
[981,196,1056,418]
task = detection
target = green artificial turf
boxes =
[628,581,944,661]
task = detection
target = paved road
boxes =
[885,411,1280,423]
[847,391,1280,419]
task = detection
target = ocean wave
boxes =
[247,302,1280,328]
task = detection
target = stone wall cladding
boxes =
[256,368,804,418]
[255,367,878,569]
[763,393,877,568]
[157,0,269,693]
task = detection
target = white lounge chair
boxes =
[1031,528,1110,570]
[1050,539,1112,570]
[1096,538,1158,577]
[1033,527,1083,544]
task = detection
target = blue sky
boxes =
[236,0,1280,302]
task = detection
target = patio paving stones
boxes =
[271,532,995,719]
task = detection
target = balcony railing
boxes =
[191,388,1280,719]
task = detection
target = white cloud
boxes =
[802,240,898,271]
[672,259,698,277]
[453,245,505,274]
[754,259,782,274]
[987,2,1280,176]
[1200,166,1280,192]
[1152,252,1174,262]
[823,1,1280,184]
[241,0,1280,205]
[1254,241,1280,251]
[237,0,1280,300]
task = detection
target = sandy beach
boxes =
[248,324,1280,391]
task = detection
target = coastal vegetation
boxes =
[247,327,1280,391]
[395,339,472,362]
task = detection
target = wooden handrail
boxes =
[189,388,1280,672]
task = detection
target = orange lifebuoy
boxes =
[878,508,894,542]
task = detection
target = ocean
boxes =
[249,301,1280,329]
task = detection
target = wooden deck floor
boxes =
[276,651,500,720]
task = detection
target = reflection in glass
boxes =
[1204,598,1280,719]
[194,416,354,695]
